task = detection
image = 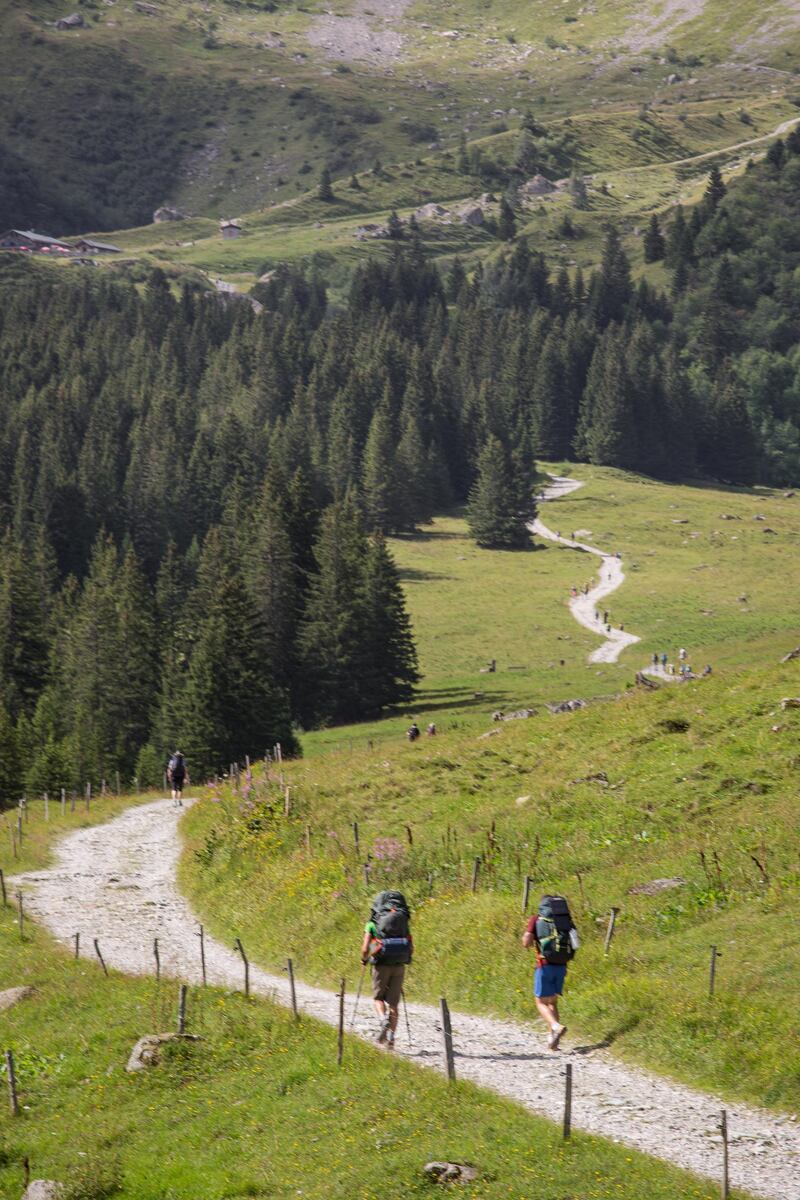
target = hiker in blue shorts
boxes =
[522,895,579,1050]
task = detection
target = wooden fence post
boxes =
[94,938,109,976]
[563,1063,573,1139]
[85,782,91,811]
[439,998,456,1081]
[177,984,188,1035]
[197,924,207,985]
[61,788,66,816]
[43,792,49,821]
[709,945,721,998]
[153,938,160,982]
[5,1049,19,1116]
[337,978,345,1066]
[16,892,23,940]
[73,932,80,960]
[470,855,481,893]
[0,868,6,907]
[603,906,620,955]
[305,825,311,854]
[720,1110,729,1200]
[286,958,298,1019]
[405,824,413,847]
[352,821,360,857]
[284,787,291,817]
[234,938,250,997]
[522,874,532,914]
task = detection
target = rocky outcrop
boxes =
[55,13,85,30]
[0,986,36,1012]
[153,206,187,223]
[126,1033,201,1072]
[424,1162,478,1183]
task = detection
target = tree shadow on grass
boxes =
[396,566,453,582]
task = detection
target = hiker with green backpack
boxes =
[360,890,413,1048]
[522,894,579,1050]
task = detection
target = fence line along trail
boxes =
[12,800,800,1200]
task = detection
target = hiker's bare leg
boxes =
[373,999,387,1020]
[535,996,559,1029]
[388,1004,399,1033]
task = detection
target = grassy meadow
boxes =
[177,468,800,1111]
[0,904,750,1199]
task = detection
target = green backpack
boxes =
[534,895,576,965]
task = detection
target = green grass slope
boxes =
[181,657,800,1112]
[178,468,800,1111]
[0,904,748,1198]
[3,0,800,234]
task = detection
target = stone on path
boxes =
[126,1033,201,1073]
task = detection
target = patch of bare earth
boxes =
[306,0,412,65]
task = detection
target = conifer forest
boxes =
[2,145,800,803]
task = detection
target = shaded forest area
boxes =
[2,146,800,802]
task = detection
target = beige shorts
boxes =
[371,963,405,1006]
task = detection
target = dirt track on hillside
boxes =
[13,801,800,1199]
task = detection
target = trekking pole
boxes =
[401,988,412,1049]
[350,962,366,1029]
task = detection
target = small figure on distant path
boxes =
[407,722,420,742]
[661,652,668,668]
[595,610,600,622]
[522,894,579,1051]
[652,652,659,667]
[679,647,687,661]
[603,610,609,625]
[619,623,624,632]
[703,664,713,676]
[167,751,187,807]
[426,722,437,736]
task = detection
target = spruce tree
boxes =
[318,166,334,202]
[643,214,666,262]
[581,330,637,468]
[360,532,419,712]
[362,399,400,533]
[466,435,532,549]
[532,329,570,459]
[178,570,296,776]
[704,165,726,213]
[591,226,632,327]
[0,703,20,809]
[497,197,517,241]
[248,484,299,689]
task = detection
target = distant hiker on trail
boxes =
[661,652,668,668]
[426,722,437,736]
[360,891,412,1049]
[652,653,659,667]
[167,751,187,806]
[603,610,609,625]
[522,894,578,1050]
[594,610,600,622]
[703,664,713,676]
[679,647,687,661]
[407,722,420,742]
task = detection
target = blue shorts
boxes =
[534,964,566,998]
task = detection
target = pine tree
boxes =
[318,166,334,202]
[665,206,692,270]
[395,406,433,530]
[708,376,758,484]
[387,210,404,240]
[178,570,296,776]
[362,399,400,533]
[466,435,532,549]
[590,226,632,327]
[497,197,517,241]
[532,329,570,459]
[704,165,726,213]
[248,484,299,689]
[580,330,637,468]
[643,214,666,262]
[0,702,21,809]
[360,532,419,712]
[298,496,370,724]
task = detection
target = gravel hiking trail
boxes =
[532,476,641,664]
[12,801,799,1199]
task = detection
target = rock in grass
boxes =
[628,878,686,896]
[126,1033,201,1072]
[0,986,36,1012]
[424,1161,478,1183]
[780,647,800,662]
[780,697,800,709]
[22,1183,63,1200]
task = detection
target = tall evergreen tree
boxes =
[360,532,419,712]
[466,435,533,549]
[643,214,666,262]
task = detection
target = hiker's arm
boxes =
[360,931,371,963]
[521,930,534,949]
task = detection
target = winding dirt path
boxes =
[12,800,800,1199]
[532,476,640,664]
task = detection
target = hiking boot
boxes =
[386,1030,395,1050]
[376,1018,390,1044]
[548,1023,567,1050]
